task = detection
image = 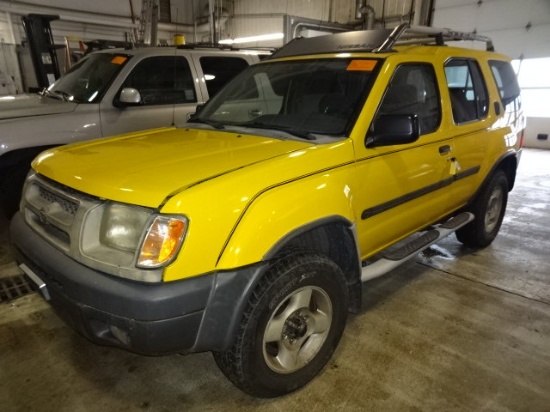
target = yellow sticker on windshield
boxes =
[111,56,128,65]
[347,60,377,71]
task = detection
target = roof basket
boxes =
[270,23,494,59]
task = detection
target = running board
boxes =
[361,212,474,282]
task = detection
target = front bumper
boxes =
[10,212,268,355]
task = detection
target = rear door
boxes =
[443,58,491,209]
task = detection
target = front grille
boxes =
[26,209,71,246]
[38,185,78,215]
[22,174,97,252]
[0,275,35,303]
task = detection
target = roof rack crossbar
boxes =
[375,23,494,52]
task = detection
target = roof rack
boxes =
[379,23,494,52]
[270,23,494,59]
[176,42,240,51]
[174,43,274,55]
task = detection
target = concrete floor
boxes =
[0,148,549,412]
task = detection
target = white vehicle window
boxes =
[199,56,250,97]
[121,56,196,105]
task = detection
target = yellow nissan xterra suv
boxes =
[11,24,524,397]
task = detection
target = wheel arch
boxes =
[468,150,519,206]
[498,150,519,192]
[264,216,363,313]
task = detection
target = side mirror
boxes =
[187,103,205,121]
[115,87,142,107]
[366,114,420,148]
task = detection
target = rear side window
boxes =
[200,56,250,97]
[489,60,522,114]
[445,59,488,124]
[121,56,196,105]
[376,63,441,135]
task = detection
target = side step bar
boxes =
[361,212,474,282]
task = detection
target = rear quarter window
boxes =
[489,60,522,113]
[444,59,489,124]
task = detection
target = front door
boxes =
[99,55,202,137]
[353,62,451,259]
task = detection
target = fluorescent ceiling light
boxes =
[219,32,284,45]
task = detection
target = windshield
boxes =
[48,53,131,103]
[191,58,379,139]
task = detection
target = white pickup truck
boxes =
[0,46,262,217]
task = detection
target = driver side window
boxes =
[376,63,441,135]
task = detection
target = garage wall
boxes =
[0,0,138,45]
[0,0,425,62]
[191,0,419,47]
[523,118,550,149]
[0,0,141,92]
[0,0,428,48]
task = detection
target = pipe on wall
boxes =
[355,0,375,30]
[355,0,365,20]
[364,6,375,29]
[413,0,431,26]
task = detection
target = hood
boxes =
[0,94,77,120]
[33,127,312,208]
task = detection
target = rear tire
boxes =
[213,250,348,398]
[456,170,508,248]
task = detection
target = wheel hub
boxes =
[284,311,309,340]
[262,285,333,374]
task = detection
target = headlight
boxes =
[137,215,188,268]
[100,203,150,252]
[80,201,188,281]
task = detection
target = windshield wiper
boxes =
[243,122,316,140]
[278,126,316,140]
[55,90,77,102]
[41,88,64,101]
[41,89,75,102]
[187,117,225,130]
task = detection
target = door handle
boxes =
[249,109,262,118]
[439,145,451,155]
[494,101,501,115]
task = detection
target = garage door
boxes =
[432,0,550,59]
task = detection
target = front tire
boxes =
[456,170,509,248]
[213,250,348,398]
